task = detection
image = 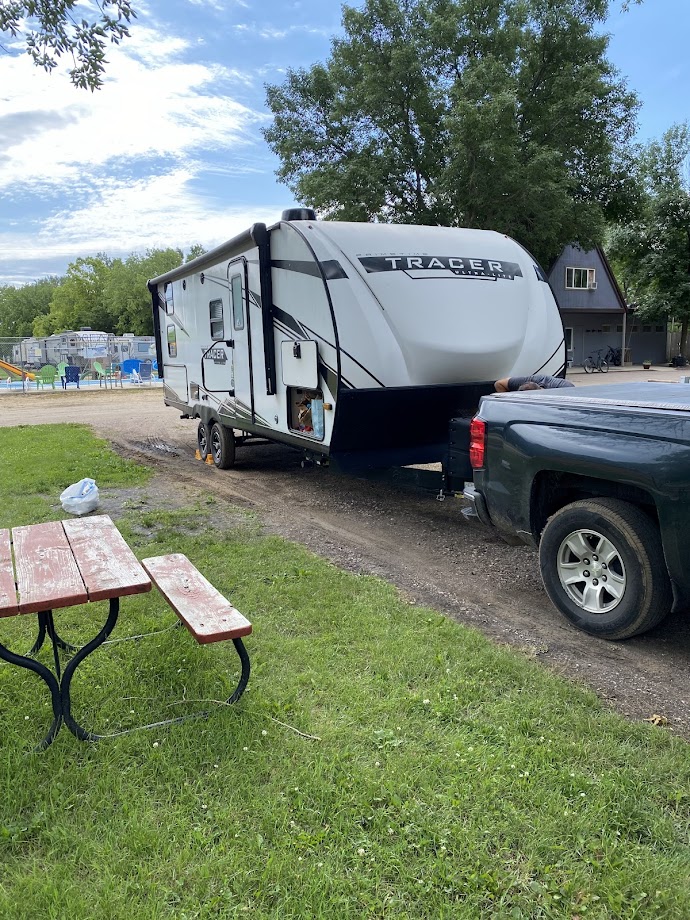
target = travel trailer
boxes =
[148,210,566,471]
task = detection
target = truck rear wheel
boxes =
[538,498,672,640]
[210,422,236,469]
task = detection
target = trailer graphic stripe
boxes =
[272,259,348,280]
[358,255,523,280]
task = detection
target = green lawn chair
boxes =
[35,365,57,390]
[93,361,112,388]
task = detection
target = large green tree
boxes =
[264,0,639,266]
[608,124,690,357]
[0,277,60,337]
[0,1,136,90]
[33,254,116,334]
[103,248,183,335]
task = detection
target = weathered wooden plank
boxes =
[62,515,151,602]
[142,554,252,644]
[13,521,87,614]
[0,529,18,617]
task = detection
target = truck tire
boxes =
[210,422,235,469]
[197,421,209,460]
[538,498,672,640]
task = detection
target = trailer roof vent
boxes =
[282,207,316,222]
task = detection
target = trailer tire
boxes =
[210,422,235,469]
[539,498,672,640]
[197,421,210,460]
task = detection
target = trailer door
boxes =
[228,259,254,419]
[201,291,234,394]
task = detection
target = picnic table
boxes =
[0,515,252,749]
[0,515,151,748]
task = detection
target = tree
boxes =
[0,277,60,337]
[607,124,690,358]
[264,0,639,266]
[0,1,136,90]
[104,248,183,335]
[33,255,115,334]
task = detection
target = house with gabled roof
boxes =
[547,244,668,367]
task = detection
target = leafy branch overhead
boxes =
[0,1,136,90]
[264,0,641,267]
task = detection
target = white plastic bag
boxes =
[60,478,100,515]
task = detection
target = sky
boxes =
[0,0,688,287]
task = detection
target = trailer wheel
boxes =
[210,422,235,469]
[539,498,672,640]
[197,421,210,460]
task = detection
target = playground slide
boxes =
[0,358,36,380]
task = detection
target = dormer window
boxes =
[566,267,596,290]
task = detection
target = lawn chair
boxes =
[35,365,57,390]
[93,360,112,388]
[57,362,67,386]
[138,362,153,385]
[121,358,141,383]
[62,365,80,390]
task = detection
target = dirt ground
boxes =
[2,368,689,738]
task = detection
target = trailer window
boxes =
[165,283,174,314]
[209,299,224,340]
[231,274,244,330]
[166,324,177,358]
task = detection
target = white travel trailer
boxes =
[148,209,565,471]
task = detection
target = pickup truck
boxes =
[457,382,690,640]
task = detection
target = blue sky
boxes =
[0,0,688,287]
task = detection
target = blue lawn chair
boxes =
[138,362,153,385]
[63,365,80,390]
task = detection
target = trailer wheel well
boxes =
[530,471,658,540]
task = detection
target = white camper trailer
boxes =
[148,210,565,471]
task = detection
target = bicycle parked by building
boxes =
[583,348,609,373]
[605,345,622,366]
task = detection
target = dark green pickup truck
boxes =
[460,382,690,640]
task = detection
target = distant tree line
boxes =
[0,247,202,339]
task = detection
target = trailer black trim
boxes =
[250,222,277,396]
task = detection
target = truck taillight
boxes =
[469,417,487,469]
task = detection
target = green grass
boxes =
[0,429,688,918]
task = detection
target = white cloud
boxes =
[0,26,262,197]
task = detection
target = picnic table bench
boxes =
[0,516,251,749]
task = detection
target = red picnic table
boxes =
[0,515,151,749]
[0,515,252,750]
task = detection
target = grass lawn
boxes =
[0,425,688,918]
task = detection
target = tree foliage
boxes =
[0,277,59,336]
[607,124,690,356]
[0,1,136,90]
[264,0,640,266]
[0,246,189,339]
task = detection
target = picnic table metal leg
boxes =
[0,637,63,750]
[60,598,120,742]
[30,612,78,656]
[228,638,251,703]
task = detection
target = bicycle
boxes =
[604,345,622,366]
[583,348,609,373]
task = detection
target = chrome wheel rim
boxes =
[556,528,626,613]
[198,425,207,455]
